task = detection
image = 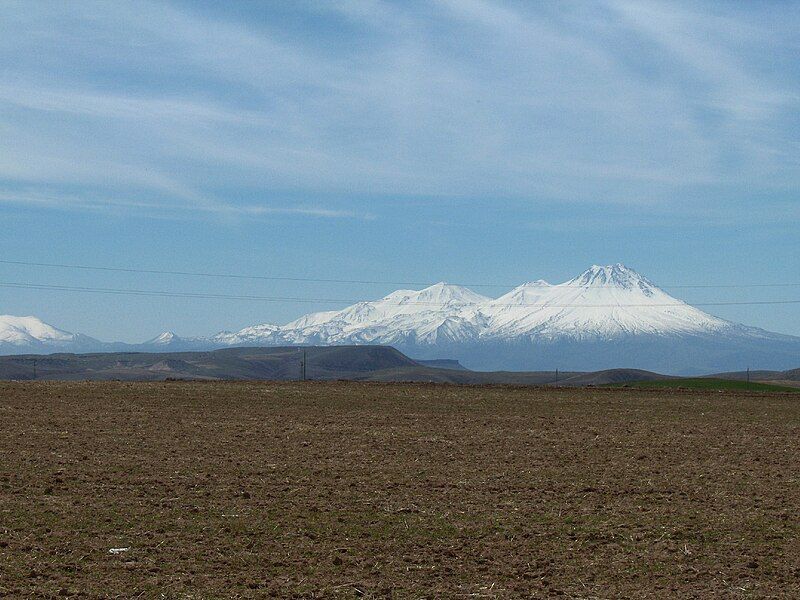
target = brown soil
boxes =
[1,381,798,598]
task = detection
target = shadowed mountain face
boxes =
[3,264,800,374]
[0,347,421,382]
[0,346,555,383]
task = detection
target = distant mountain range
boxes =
[0,346,797,388]
[2,264,799,374]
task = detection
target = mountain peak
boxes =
[412,282,490,305]
[148,331,180,345]
[491,280,552,306]
[521,279,551,287]
[570,264,654,290]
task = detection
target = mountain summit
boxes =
[406,282,490,306]
[2,265,799,374]
[569,263,656,291]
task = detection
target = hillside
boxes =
[609,378,798,392]
[1,346,796,388]
[0,346,580,384]
[555,368,673,387]
[0,346,419,382]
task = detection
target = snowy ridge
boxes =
[211,324,283,346]
[279,282,491,346]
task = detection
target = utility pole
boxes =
[746,367,750,383]
[300,349,307,381]
[32,358,37,380]
[554,368,558,385]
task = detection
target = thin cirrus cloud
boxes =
[0,189,373,221]
[0,0,798,222]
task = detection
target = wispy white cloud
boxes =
[0,189,374,221]
[0,83,277,127]
[0,0,798,220]
[607,0,795,118]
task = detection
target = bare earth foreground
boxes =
[1,382,798,598]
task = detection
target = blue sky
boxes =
[1,0,799,341]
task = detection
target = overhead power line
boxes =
[0,258,798,290]
[1,280,799,308]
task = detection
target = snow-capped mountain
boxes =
[0,315,100,353]
[198,264,799,372]
[2,264,799,374]
[276,282,490,346]
[0,315,73,346]
[144,331,181,346]
[217,265,739,346]
[211,323,283,346]
[482,264,731,340]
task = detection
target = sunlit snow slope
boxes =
[481,264,730,340]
